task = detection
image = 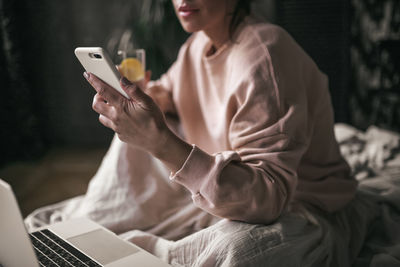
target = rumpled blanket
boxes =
[334,123,400,180]
[25,124,400,266]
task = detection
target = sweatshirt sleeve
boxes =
[146,62,176,93]
[170,54,311,224]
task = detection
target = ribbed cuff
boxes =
[169,145,215,195]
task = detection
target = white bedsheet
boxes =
[25,124,400,266]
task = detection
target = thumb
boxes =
[136,70,152,89]
[120,77,151,105]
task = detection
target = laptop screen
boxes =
[0,179,40,267]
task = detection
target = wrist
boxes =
[152,127,192,173]
[151,127,173,158]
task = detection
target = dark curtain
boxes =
[0,0,45,166]
[350,0,400,132]
[277,0,351,123]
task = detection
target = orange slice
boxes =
[119,57,144,82]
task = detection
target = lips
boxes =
[178,4,199,18]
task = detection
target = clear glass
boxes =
[117,48,146,82]
[118,49,146,71]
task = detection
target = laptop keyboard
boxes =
[29,229,102,267]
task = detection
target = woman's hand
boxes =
[116,66,175,115]
[84,72,170,155]
[146,85,176,114]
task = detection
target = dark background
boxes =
[1,0,399,168]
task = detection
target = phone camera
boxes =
[93,53,102,59]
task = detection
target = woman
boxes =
[85,0,357,223]
[51,0,370,265]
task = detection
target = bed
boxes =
[25,123,400,266]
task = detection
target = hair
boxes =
[229,0,253,39]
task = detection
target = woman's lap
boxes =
[24,136,378,266]
[119,191,377,267]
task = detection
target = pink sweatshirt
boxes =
[154,18,357,224]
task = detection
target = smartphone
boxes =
[74,47,130,99]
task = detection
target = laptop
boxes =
[0,179,171,267]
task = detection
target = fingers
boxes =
[92,93,116,119]
[98,114,117,132]
[120,77,153,107]
[145,70,152,84]
[135,70,152,89]
[84,72,122,106]
[92,93,121,132]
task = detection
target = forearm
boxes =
[151,129,293,224]
[152,127,193,173]
[169,145,293,224]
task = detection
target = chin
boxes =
[179,20,202,33]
